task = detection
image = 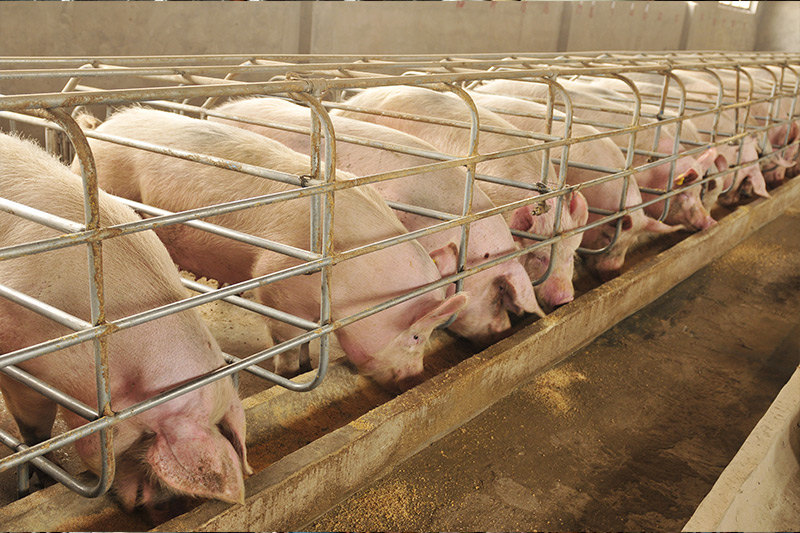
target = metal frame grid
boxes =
[0,51,798,502]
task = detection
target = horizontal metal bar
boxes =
[5,60,798,113]
[0,282,92,332]
[181,277,318,332]
[118,197,318,263]
[0,429,100,493]
[0,365,97,421]
[0,198,86,234]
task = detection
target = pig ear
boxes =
[675,168,699,186]
[219,395,254,476]
[413,292,469,333]
[714,153,730,172]
[695,147,719,175]
[644,216,681,234]
[618,214,633,231]
[768,121,800,147]
[568,191,589,224]
[497,262,544,318]
[772,157,796,169]
[509,205,535,235]
[744,170,770,199]
[148,419,246,505]
[429,242,459,277]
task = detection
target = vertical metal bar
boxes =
[308,105,323,253]
[37,108,115,499]
[16,463,30,498]
[531,79,569,282]
[610,74,642,240]
[754,65,779,154]
[290,90,334,390]
[440,83,477,304]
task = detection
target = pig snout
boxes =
[693,214,717,231]
[537,277,575,312]
[688,204,717,230]
[675,192,717,231]
[585,254,625,282]
[369,357,426,392]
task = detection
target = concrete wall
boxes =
[310,1,563,55]
[0,2,303,57]
[684,1,760,51]
[563,1,687,52]
[755,1,800,52]
[0,1,780,59]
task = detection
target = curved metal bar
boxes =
[437,82,478,309]
[589,72,643,255]
[286,90,337,391]
[15,107,116,499]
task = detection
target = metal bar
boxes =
[1,52,798,502]
[7,60,799,113]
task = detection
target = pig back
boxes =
[1,132,251,512]
[1,131,229,399]
[334,86,557,206]
[87,108,443,318]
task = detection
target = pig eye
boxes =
[413,334,420,341]
[484,252,490,259]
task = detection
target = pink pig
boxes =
[333,86,589,309]
[81,108,468,390]
[475,79,718,229]
[0,133,251,520]
[210,97,543,341]
[584,76,777,203]
[468,91,680,280]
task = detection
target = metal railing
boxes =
[0,51,798,504]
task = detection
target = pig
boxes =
[80,107,468,390]
[209,97,544,341]
[0,132,251,520]
[475,78,722,214]
[760,121,799,184]
[467,91,681,279]
[332,86,590,305]
[582,75,775,202]
[678,70,799,184]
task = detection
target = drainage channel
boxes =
[0,178,797,532]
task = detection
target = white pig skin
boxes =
[0,132,251,520]
[80,107,467,391]
[210,96,544,342]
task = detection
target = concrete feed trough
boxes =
[0,51,798,531]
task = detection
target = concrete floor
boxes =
[0,190,797,531]
[306,210,800,532]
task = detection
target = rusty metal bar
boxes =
[1,51,797,505]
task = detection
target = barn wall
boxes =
[563,1,687,52]
[308,1,563,55]
[0,1,794,64]
[755,1,800,52]
[0,2,303,57]
[684,1,760,51]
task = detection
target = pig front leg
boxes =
[0,377,58,447]
[269,320,322,377]
[0,377,59,492]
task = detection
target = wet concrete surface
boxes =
[306,211,800,532]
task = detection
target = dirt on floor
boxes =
[306,211,800,532]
